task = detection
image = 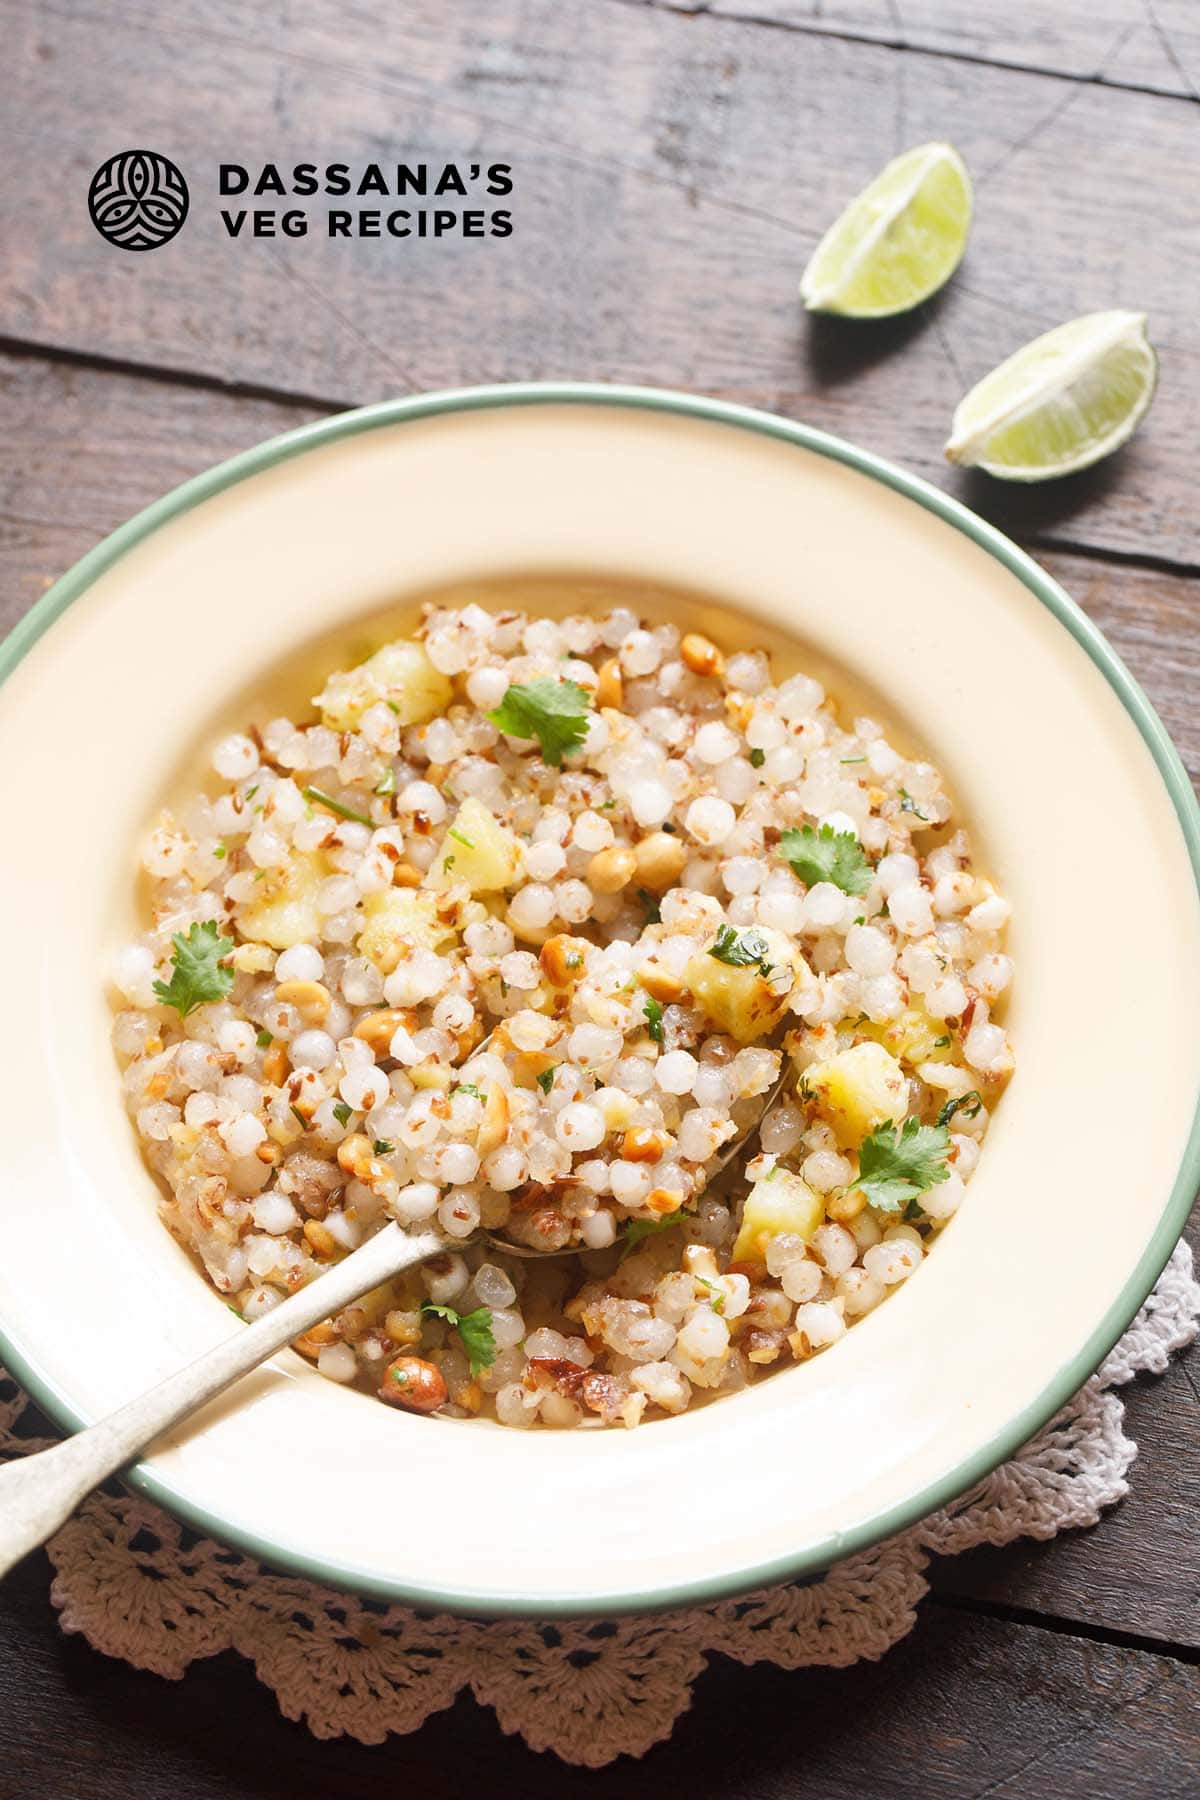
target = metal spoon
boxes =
[0,1059,792,1578]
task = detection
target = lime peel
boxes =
[801,142,972,319]
[945,310,1157,483]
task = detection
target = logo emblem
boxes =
[88,150,189,252]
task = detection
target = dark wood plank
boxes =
[651,0,1200,99]
[3,348,1199,1651]
[0,1543,1197,1799]
[3,0,1199,565]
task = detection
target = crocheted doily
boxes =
[3,1240,1196,1768]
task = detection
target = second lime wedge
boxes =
[800,142,972,318]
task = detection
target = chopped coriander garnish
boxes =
[637,887,661,925]
[856,1119,951,1213]
[332,1101,354,1128]
[302,785,374,827]
[933,1035,951,1049]
[442,854,456,872]
[421,1301,497,1377]
[452,1082,482,1099]
[839,755,867,764]
[537,1066,558,1094]
[487,678,591,767]
[899,788,930,822]
[448,827,476,848]
[375,766,397,797]
[937,1091,983,1129]
[778,824,872,898]
[255,1028,274,1049]
[373,1138,395,1156]
[152,921,235,1018]
[695,1276,726,1315]
[243,785,259,802]
[290,1103,308,1130]
[749,747,766,768]
[390,1367,410,1385]
[708,924,774,979]
[854,916,865,926]
[620,1210,693,1258]
[643,994,665,1044]
[600,797,617,810]
[213,843,227,860]
[386,699,402,716]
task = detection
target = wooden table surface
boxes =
[1,2,1198,1792]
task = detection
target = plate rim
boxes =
[2,379,1198,1618]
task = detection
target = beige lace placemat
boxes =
[3,1239,1196,1768]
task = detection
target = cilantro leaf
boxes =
[421,1301,497,1377]
[708,924,774,978]
[620,1210,693,1259]
[749,748,765,768]
[778,825,872,898]
[302,785,374,827]
[937,1090,983,1129]
[487,678,591,767]
[537,1066,559,1095]
[451,1083,482,1099]
[855,1118,951,1213]
[332,1101,354,1128]
[643,994,665,1043]
[152,921,235,1018]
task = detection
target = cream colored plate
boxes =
[1,387,1197,1617]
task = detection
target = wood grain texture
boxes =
[2,350,1198,1648]
[2,0,1198,566]
[0,1545,1197,1800]
[646,0,1200,99]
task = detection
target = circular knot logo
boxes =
[88,150,189,252]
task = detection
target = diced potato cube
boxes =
[238,851,326,950]
[357,889,455,972]
[803,1041,907,1147]
[315,639,452,730]
[866,1007,951,1068]
[732,1169,824,1263]
[684,926,802,1045]
[423,797,521,895]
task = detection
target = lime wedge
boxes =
[800,143,972,318]
[945,311,1157,482]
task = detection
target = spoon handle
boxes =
[0,1223,444,1581]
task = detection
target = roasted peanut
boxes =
[633,831,686,893]
[540,933,592,986]
[273,979,331,1025]
[378,1355,449,1413]
[391,861,422,888]
[588,847,637,894]
[680,632,724,679]
[303,1218,339,1259]
[637,960,684,1004]
[621,1127,669,1162]
[337,1133,375,1179]
[645,1188,684,1217]
[262,1043,289,1086]
[292,1321,337,1359]
[596,656,624,709]
[354,1007,412,1054]
[827,1188,867,1222]
[476,1083,510,1156]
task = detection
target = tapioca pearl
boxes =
[791,1300,845,1349]
[780,1259,823,1304]
[610,1160,652,1206]
[969,954,1013,1001]
[888,883,934,936]
[919,1168,965,1223]
[876,852,919,897]
[275,944,324,983]
[684,795,736,847]
[967,893,1011,932]
[844,925,894,977]
[676,1309,729,1362]
[212,733,260,780]
[676,1107,727,1162]
[629,780,673,828]
[465,665,510,710]
[811,1222,857,1276]
[569,1023,623,1067]
[432,994,474,1035]
[508,884,557,933]
[523,839,566,882]
[801,1149,852,1193]
[440,1143,481,1185]
[925,976,968,1020]
[112,943,157,1007]
[837,1268,885,1316]
[863,1239,922,1285]
[439,1191,481,1238]
[555,879,594,924]
[764,744,805,786]
[693,721,740,764]
[483,1146,527,1192]
[316,1343,358,1384]
[763,1232,809,1276]
[398,780,447,824]
[803,882,849,931]
[746,711,786,752]
[757,888,806,934]
[554,1103,606,1151]
[572,811,614,853]
[317,875,358,915]
[339,1065,390,1112]
[619,629,662,677]
[715,759,759,806]
[655,1050,698,1096]
[860,974,905,1021]
[721,856,762,897]
[691,1064,731,1109]
[965,1021,1010,1074]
